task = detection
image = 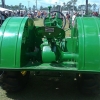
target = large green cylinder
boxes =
[0,17,34,68]
[76,17,100,71]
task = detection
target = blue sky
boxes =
[3,0,100,9]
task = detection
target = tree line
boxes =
[0,0,98,12]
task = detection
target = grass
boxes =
[34,18,44,26]
[33,18,71,37]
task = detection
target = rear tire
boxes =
[2,71,30,92]
[77,74,99,95]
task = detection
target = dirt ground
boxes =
[0,72,100,100]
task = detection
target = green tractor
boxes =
[0,6,100,95]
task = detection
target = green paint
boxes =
[0,16,100,73]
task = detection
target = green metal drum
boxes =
[76,17,100,72]
[0,17,34,68]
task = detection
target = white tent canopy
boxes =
[0,7,12,12]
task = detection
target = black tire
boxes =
[77,74,99,95]
[0,71,4,84]
[2,71,30,92]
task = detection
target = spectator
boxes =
[27,13,32,18]
[41,11,43,18]
[72,13,77,27]
[37,11,41,18]
[95,12,98,17]
[66,13,70,28]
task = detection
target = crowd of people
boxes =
[65,11,99,28]
[0,10,48,25]
[92,12,99,16]
[0,9,99,27]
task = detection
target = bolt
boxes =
[49,33,51,35]
[59,33,61,35]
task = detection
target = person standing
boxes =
[72,13,77,27]
[66,13,70,28]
